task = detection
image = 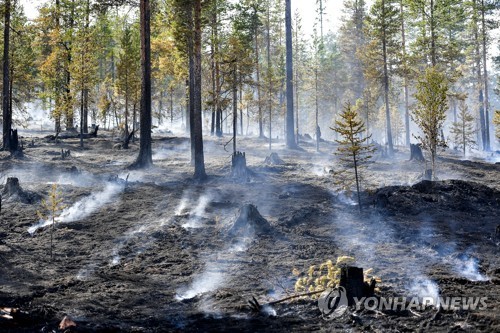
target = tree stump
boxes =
[1,177,40,204]
[339,266,376,306]
[61,149,71,160]
[228,204,272,236]
[2,178,22,197]
[410,144,425,162]
[231,151,248,181]
[264,152,285,166]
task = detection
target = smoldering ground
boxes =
[0,130,499,332]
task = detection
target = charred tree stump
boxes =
[339,266,376,306]
[122,130,135,149]
[410,144,425,162]
[231,151,248,181]
[229,204,272,236]
[2,177,22,197]
[61,149,71,160]
[264,152,285,165]
[1,177,40,204]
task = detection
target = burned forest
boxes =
[1,0,500,332]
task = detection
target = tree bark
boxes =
[132,0,153,168]
[430,0,436,66]
[285,0,296,149]
[233,64,238,154]
[480,0,490,150]
[382,0,394,156]
[255,32,263,138]
[267,2,272,150]
[192,0,206,179]
[400,0,410,146]
[473,0,487,150]
[2,0,11,151]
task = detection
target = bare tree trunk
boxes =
[267,3,272,151]
[233,64,238,154]
[2,0,11,150]
[132,0,153,168]
[193,0,206,179]
[285,0,296,149]
[382,0,394,155]
[473,1,486,150]
[256,32,263,138]
[430,0,436,66]
[315,67,319,152]
[400,0,410,146]
[480,0,490,150]
[170,86,174,124]
[65,0,75,130]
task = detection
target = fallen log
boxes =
[46,126,99,140]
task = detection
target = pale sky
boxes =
[20,0,345,37]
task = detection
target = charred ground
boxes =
[0,131,499,332]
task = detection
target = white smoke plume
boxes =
[28,182,124,234]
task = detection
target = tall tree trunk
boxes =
[255,32,263,138]
[82,0,90,134]
[2,0,11,150]
[132,0,153,168]
[285,0,296,149]
[400,0,410,146]
[65,0,75,130]
[473,2,486,150]
[125,72,129,139]
[239,72,243,135]
[315,67,319,152]
[233,64,238,154]
[170,86,174,124]
[187,5,195,164]
[158,88,163,125]
[267,3,272,150]
[382,0,394,155]
[294,14,299,145]
[210,3,216,136]
[193,0,206,179]
[430,0,436,66]
[480,0,490,150]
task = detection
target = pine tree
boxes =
[285,0,296,148]
[131,0,153,168]
[331,103,375,211]
[450,100,476,156]
[412,66,449,180]
[116,23,140,147]
[338,0,367,100]
[37,184,66,260]
[364,0,401,156]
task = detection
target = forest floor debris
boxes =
[0,130,499,332]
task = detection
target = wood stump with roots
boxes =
[231,151,248,181]
[228,204,272,236]
[410,144,425,162]
[264,153,285,166]
[1,177,40,204]
[339,266,376,306]
[2,178,22,197]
